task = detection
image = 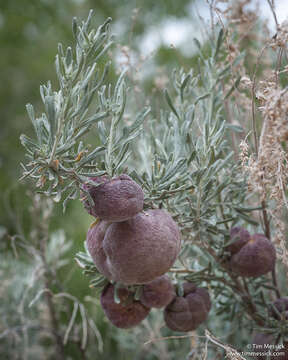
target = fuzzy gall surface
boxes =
[225,227,251,255]
[140,275,176,308]
[229,234,276,278]
[86,209,181,284]
[81,174,144,222]
[164,282,211,332]
[86,220,113,280]
[100,284,150,329]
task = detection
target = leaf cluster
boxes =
[20,11,150,211]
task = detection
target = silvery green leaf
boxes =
[77,250,93,262]
[160,158,186,183]
[225,124,244,133]
[115,127,142,151]
[45,95,56,138]
[235,211,259,225]
[234,206,263,212]
[128,106,150,133]
[194,92,210,105]
[206,181,229,202]
[114,285,121,304]
[55,59,65,89]
[224,76,241,100]
[177,283,184,297]
[232,51,246,67]
[65,47,73,68]
[58,42,64,57]
[80,63,97,90]
[134,286,143,301]
[89,32,109,59]
[79,111,108,128]
[20,134,40,154]
[56,140,77,156]
[72,16,78,38]
[63,188,78,213]
[94,40,114,63]
[84,9,93,31]
[26,103,35,123]
[187,150,197,164]
[180,73,191,103]
[76,146,105,168]
[155,138,168,159]
[90,277,108,289]
[214,28,224,60]
[114,149,131,172]
[79,170,106,177]
[114,141,129,165]
[113,70,127,103]
[164,89,180,120]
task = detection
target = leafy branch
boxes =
[20,11,150,210]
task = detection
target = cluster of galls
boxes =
[225,227,276,278]
[100,278,211,331]
[81,174,211,331]
[226,228,287,359]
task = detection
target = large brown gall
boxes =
[100,284,150,329]
[164,282,211,332]
[140,275,176,308]
[228,232,276,278]
[81,174,144,222]
[86,209,181,284]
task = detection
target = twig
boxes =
[88,319,104,353]
[221,80,238,161]
[205,330,246,360]
[33,198,66,359]
[266,0,279,31]
[206,0,216,40]
[265,209,282,299]
[170,268,195,273]
[76,340,88,360]
[39,238,66,359]
[275,48,283,87]
[144,333,205,346]
[251,44,270,156]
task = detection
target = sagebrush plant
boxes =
[2,1,287,359]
